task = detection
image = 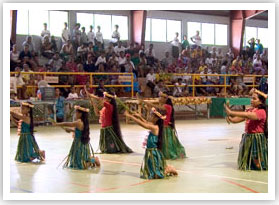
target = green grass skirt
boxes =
[15,133,43,162]
[99,126,133,153]
[238,133,268,171]
[162,127,186,160]
[140,148,166,179]
[63,138,94,170]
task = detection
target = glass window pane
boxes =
[49,11,68,37]
[76,12,93,33]
[245,26,257,45]
[201,23,214,45]
[94,14,111,40]
[16,10,29,35]
[215,24,227,45]
[112,15,128,40]
[167,20,181,42]
[151,18,166,42]
[29,10,48,36]
[187,22,201,45]
[257,27,268,48]
[145,18,151,41]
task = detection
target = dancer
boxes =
[10,102,45,163]
[124,108,177,179]
[224,90,267,170]
[53,105,100,169]
[138,92,186,159]
[85,88,132,153]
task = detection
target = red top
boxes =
[99,101,113,128]
[245,108,266,134]
[164,104,172,126]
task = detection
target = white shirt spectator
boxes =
[171,37,180,47]
[38,79,50,88]
[208,72,219,83]
[191,35,201,46]
[111,30,120,43]
[77,46,87,56]
[41,30,50,42]
[114,46,126,56]
[253,59,262,67]
[125,61,135,72]
[118,56,126,65]
[61,28,70,43]
[12,75,25,94]
[146,73,156,83]
[200,71,209,83]
[173,82,186,96]
[145,48,156,57]
[109,55,119,63]
[87,31,95,45]
[10,51,20,62]
[95,56,106,67]
[67,92,79,100]
[95,31,104,44]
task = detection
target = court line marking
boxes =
[221,179,259,193]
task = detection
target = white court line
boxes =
[189,152,238,159]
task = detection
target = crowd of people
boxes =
[10,22,268,100]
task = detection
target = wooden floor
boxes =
[10,119,268,193]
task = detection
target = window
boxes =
[187,22,201,44]
[95,14,111,40]
[49,11,68,37]
[257,28,268,48]
[28,10,48,36]
[167,20,181,42]
[145,18,151,41]
[16,10,29,35]
[76,12,93,32]
[215,24,227,45]
[112,15,128,40]
[201,23,214,45]
[151,19,166,42]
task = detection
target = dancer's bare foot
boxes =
[95,156,100,167]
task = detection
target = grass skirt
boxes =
[99,126,133,153]
[15,133,43,162]
[63,138,95,170]
[162,127,186,160]
[140,148,166,179]
[238,133,268,171]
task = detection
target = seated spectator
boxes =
[216,48,223,59]
[87,42,96,56]
[124,54,135,74]
[67,85,79,100]
[13,67,27,100]
[84,54,97,72]
[95,51,107,68]
[25,74,36,98]
[75,64,88,85]
[198,60,207,72]
[50,36,58,52]
[207,68,219,95]
[173,78,188,97]
[114,41,125,56]
[118,51,126,66]
[41,36,54,59]
[19,44,32,63]
[125,42,135,57]
[21,64,33,83]
[10,44,21,71]
[146,69,156,96]
[37,75,50,88]
[161,51,172,69]
[260,49,268,66]
[131,52,140,71]
[66,55,78,72]
[253,54,265,75]
[60,39,73,61]
[168,59,178,73]
[48,52,63,72]
[108,51,119,67]
[22,36,35,54]
[154,80,170,97]
[95,79,107,97]
[77,43,88,62]
[253,50,260,61]
[106,42,115,57]
[41,23,51,42]
[110,64,120,85]
[145,44,156,66]
[138,52,148,77]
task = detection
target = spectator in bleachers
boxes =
[146,68,156,96]
[10,44,21,71]
[111,24,120,45]
[114,41,125,56]
[210,47,217,56]
[80,27,88,45]
[145,44,156,66]
[50,36,58,53]
[77,43,88,62]
[190,30,201,48]
[13,67,27,99]
[41,36,54,59]
[227,47,235,63]
[131,51,140,71]
[126,42,135,57]
[67,85,79,100]
[72,23,81,52]
[95,51,107,68]
[247,37,255,58]
[22,36,35,53]
[84,54,97,72]
[216,48,223,59]
[41,23,51,43]
[95,26,104,48]
[198,60,207,72]
[138,52,148,77]
[253,54,265,75]
[110,64,120,85]
[95,79,107,97]
[48,52,63,72]
[61,22,70,45]
[124,54,135,74]
[108,51,119,67]
[60,39,74,61]
[87,25,95,45]
[106,42,115,57]
[171,32,180,59]
[21,64,33,84]
[161,51,172,69]
[19,44,32,62]
[253,50,260,61]
[181,35,189,50]
[118,51,126,67]
[154,79,169,97]
[260,49,268,66]
[66,55,78,72]
[255,39,263,54]
[75,64,88,85]
[173,78,188,97]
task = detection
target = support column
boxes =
[131,10,147,45]
[10,10,17,44]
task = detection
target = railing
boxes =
[10,72,267,97]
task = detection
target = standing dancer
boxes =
[124,108,177,179]
[53,105,100,169]
[10,102,45,163]
[138,92,186,159]
[224,90,268,170]
[85,88,132,153]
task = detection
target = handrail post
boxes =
[224,74,227,96]
[90,73,93,88]
[131,73,134,98]
[252,76,255,88]
[192,74,195,97]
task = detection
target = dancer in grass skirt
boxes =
[124,107,177,179]
[138,92,186,159]
[53,105,100,169]
[85,87,132,153]
[224,89,267,170]
[10,102,45,163]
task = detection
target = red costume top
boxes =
[245,108,266,134]
[99,101,113,128]
[164,104,172,126]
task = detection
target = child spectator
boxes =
[146,69,156,96]
[114,41,125,56]
[173,78,188,97]
[67,85,79,100]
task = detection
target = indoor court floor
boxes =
[10,119,268,193]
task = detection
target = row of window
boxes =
[16,10,268,48]
[17,11,129,40]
